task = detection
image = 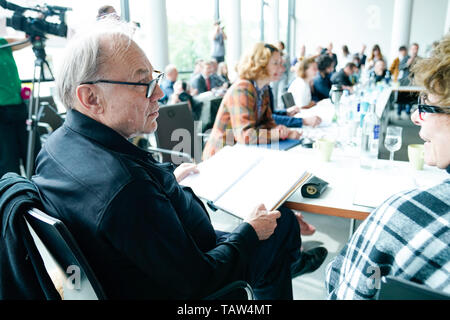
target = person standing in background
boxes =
[399,43,422,85]
[358,44,367,68]
[211,20,227,63]
[389,46,408,82]
[0,36,40,178]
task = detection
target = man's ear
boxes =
[76,85,104,114]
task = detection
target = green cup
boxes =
[408,144,424,170]
[314,139,335,162]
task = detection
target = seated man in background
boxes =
[326,33,450,299]
[190,60,218,96]
[313,54,334,101]
[32,18,325,300]
[331,62,359,92]
[158,64,178,104]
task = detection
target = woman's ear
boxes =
[76,84,104,114]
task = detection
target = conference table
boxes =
[282,85,447,237]
[283,145,447,237]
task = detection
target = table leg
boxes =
[349,218,356,239]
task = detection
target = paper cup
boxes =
[408,144,424,170]
[314,139,335,162]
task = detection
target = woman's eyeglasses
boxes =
[81,70,165,98]
[417,94,449,121]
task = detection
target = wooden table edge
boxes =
[285,201,370,221]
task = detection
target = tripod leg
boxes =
[25,61,43,178]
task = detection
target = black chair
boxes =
[154,102,203,164]
[204,281,254,300]
[378,276,450,300]
[24,208,107,300]
[37,97,65,132]
[25,208,254,300]
[281,92,296,109]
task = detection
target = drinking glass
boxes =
[384,126,403,164]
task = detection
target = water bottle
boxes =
[360,103,380,169]
[384,70,391,85]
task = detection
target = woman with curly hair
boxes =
[202,43,302,160]
[326,33,450,300]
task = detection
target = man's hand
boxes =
[245,204,281,240]
[302,116,322,128]
[174,163,199,182]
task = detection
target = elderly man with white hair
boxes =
[31,18,322,300]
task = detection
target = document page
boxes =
[180,145,264,202]
[352,168,415,208]
[215,152,309,219]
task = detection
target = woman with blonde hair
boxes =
[202,43,302,160]
[203,42,325,242]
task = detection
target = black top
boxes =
[313,73,332,101]
[32,109,259,299]
[0,173,61,300]
[331,69,353,87]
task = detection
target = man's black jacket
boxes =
[32,109,259,299]
[0,172,60,300]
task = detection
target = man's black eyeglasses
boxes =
[81,71,165,98]
[417,95,450,121]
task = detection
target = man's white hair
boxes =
[56,17,136,110]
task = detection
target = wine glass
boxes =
[384,126,403,166]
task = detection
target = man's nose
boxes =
[152,84,164,101]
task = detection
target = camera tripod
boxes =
[25,36,55,178]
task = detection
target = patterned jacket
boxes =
[202,79,278,159]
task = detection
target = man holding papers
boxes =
[31,18,326,299]
[326,33,450,300]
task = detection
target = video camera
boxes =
[0,0,70,39]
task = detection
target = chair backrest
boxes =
[193,96,222,133]
[281,92,295,109]
[24,208,106,300]
[378,276,450,300]
[155,102,202,164]
[37,96,64,131]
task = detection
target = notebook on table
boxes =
[180,145,311,219]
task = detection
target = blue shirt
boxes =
[159,79,175,104]
[313,73,332,101]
